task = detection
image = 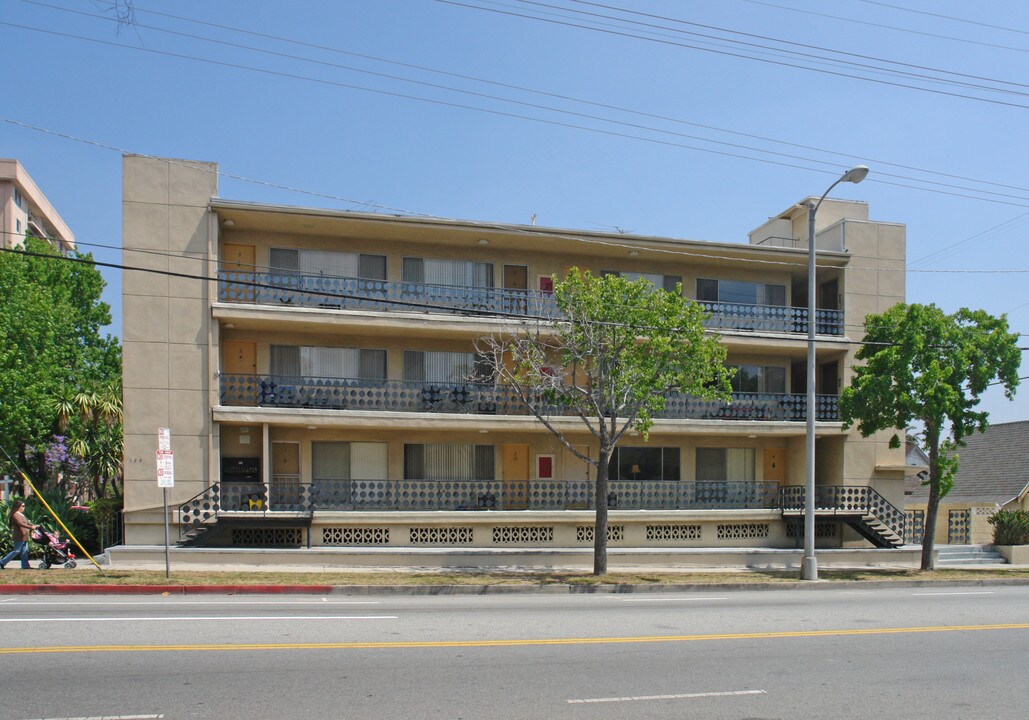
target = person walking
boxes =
[0,500,37,569]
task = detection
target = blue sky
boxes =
[3,0,1029,423]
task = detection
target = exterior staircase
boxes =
[935,544,1008,566]
[779,485,906,549]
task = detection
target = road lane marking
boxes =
[0,600,380,606]
[2,622,1026,655]
[17,715,163,720]
[568,689,766,704]
[911,591,995,596]
[0,615,398,623]
[610,597,728,602]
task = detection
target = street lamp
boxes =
[802,165,869,581]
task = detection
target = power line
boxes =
[87,0,1029,199]
[6,18,1029,209]
[557,0,1029,92]
[6,243,1021,350]
[33,0,1028,200]
[6,112,1029,283]
[909,211,1029,270]
[6,227,1028,343]
[859,0,1029,39]
[739,0,1029,56]
[438,0,1029,110]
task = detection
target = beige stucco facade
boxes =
[122,155,908,553]
[0,158,75,252]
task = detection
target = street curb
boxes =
[2,577,1028,595]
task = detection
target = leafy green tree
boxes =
[0,236,121,485]
[51,382,124,501]
[477,268,733,574]
[839,303,1020,570]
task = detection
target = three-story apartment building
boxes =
[122,155,908,555]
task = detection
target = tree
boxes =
[0,236,121,486]
[839,303,1020,570]
[52,381,124,501]
[476,268,733,575]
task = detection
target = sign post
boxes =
[157,428,174,579]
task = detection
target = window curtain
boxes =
[403,351,476,383]
[404,444,495,480]
[403,258,493,287]
[312,442,350,482]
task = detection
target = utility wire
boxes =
[556,0,1029,92]
[5,114,1029,280]
[438,0,1029,110]
[3,243,1025,349]
[4,20,1029,209]
[76,0,1029,195]
[739,0,1029,56]
[18,0,1027,203]
[859,0,1029,39]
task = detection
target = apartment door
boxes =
[502,444,530,510]
[763,448,787,483]
[504,264,528,314]
[223,243,256,302]
[222,341,257,405]
[271,441,301,509]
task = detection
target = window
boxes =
[404,351,485,384]
[608,447,680,480]
[730,365,786,394]
[695,448,755,482]
[697,279,786,306]
[404,444,495,480]
[270,345,387,381]
[602,270,681,293]
[269,248,386,280]
[13,188,23,209]
[312,442,387,481]
[403,257,493,287]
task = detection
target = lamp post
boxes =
[802,165,869,581]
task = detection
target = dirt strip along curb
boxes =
[0,584,335,595]
[1,577,1028,595]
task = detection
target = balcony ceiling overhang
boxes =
[213,405,846,437]
[211,200,851,270]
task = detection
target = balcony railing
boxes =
[217,271,844,335]
[218,374,841,421]
[181,480,780,526]
[778,485,906,541]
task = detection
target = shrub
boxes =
[29,489,100,553]
[988,509,1029,546]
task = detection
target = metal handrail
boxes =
[216,271,845,335]
[218,373,841,421]
[178,480,781,523]
[777,485,905,539]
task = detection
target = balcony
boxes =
[184,479,781,516]
[218,374,841,421]
[217,271,844,336]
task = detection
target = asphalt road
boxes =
[0,586,1026,719]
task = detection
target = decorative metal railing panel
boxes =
[948,509,970,545]
[218,374,840,421]
[778,485,905,541]
[181,480,781,528]
[217,271,844,335]
[905,510,925,545]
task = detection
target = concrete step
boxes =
[935,545,1007,565]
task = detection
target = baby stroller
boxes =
[30,529,77,569]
